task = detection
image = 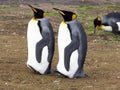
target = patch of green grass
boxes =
[22,11,33,16]
[107,33,120,41]
[0,4,19,12]
[107,5,120,9]
[0,5,10,10]
[78,5,95,10]
[51,2,56,6]
[10,4,19,7]
[46,10,61,17]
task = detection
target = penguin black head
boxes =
[53,8,77,22]
[94,16,102,28]
[28,5,46,19]
[93,16,102,34]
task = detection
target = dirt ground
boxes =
[0,0,120,90]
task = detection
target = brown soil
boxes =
[0,1,120,90]
[0,0,120,5]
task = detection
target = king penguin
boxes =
[94,12,120,34]
[27,5,55,74]
[53,8,87,78]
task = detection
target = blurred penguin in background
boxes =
[94,12,120,34]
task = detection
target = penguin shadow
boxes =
[27,65,40,74]
[52,70,89,79]
[27,66,89,79]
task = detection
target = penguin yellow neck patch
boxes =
[96,25,103,29]
[32,17,37,21]
[61,21,66,25]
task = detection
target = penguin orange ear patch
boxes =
[72,14,77,20]
[43,12,46,17]
[97,17,101,21]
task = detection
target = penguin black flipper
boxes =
[36,38,48,63]
[64,39,79,71]
[36,21,50,63]
[36,19,54,74]
[64,25,79,71]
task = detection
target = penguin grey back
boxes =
[67,19,87,78]
[101,12,120,24]
[36,18,55,63]
[64,19,87,75]
[67,19,87,55]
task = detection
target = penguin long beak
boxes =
[53,8,65,15]
[53,8,60,11]
[28,5,37,13]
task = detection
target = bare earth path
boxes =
[0,0,120,90]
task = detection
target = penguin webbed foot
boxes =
[73,73,88,79]
[46,69,56,74]
[73,69,88,78]
[54,70,68,78]
[54,70,88,79]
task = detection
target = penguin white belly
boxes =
[27,20,49,74]
[57,22,78,78]
[69,50,78,78]
[103,22,120,32]
[102,26,112,32]
[27,46,49,74]
[117,22,120,31]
